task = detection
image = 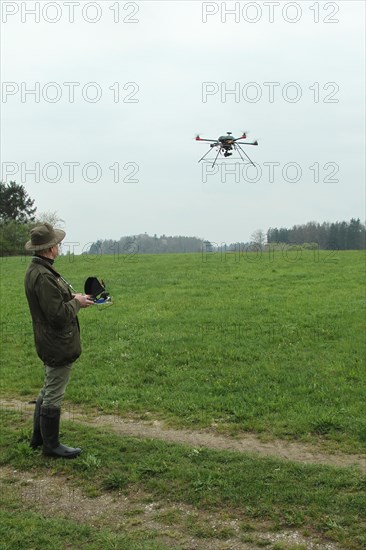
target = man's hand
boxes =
[73,294,95,308]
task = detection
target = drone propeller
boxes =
[233,131,249,141]
[195,134,219,143]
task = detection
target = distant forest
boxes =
[2,182,364,256]
[266,219,365,250]
[88,234,204,256]
[87,219,365,255]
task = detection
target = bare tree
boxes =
[35,211,65,228]
[250,228,266,247]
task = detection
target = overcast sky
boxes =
[1,0,365,249]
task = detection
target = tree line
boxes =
[0,181,64,256]
[266,220,365,250]
[1,181,365,255]
[0,181,36,256]
[88,234,204,255]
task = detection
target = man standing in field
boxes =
[24,223,94,458]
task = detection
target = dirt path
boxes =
[1,398,364,470]
[0,465,341,550]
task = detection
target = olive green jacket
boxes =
[24,256,81,367]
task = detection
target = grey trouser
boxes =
[37,364,72,408]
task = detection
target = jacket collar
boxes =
[32,255,60,276]
[34,254,54,265]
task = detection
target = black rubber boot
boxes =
[40,405,81,458]
[30,397,43,448]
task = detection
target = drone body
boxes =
[196,131,258,167]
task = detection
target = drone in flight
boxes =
[196,131,258,167]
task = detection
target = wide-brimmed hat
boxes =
[25,223,66,251]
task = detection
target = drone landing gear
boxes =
[198,147,215,164]
[198,147,222,167]
[235,143,255,167]
[198,144,255,168]
[200,148,254,167]
[212,147,221,167]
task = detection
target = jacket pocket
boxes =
[36,324,81,367]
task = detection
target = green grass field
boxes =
[1,250,365,450]
[0,250,365,549]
